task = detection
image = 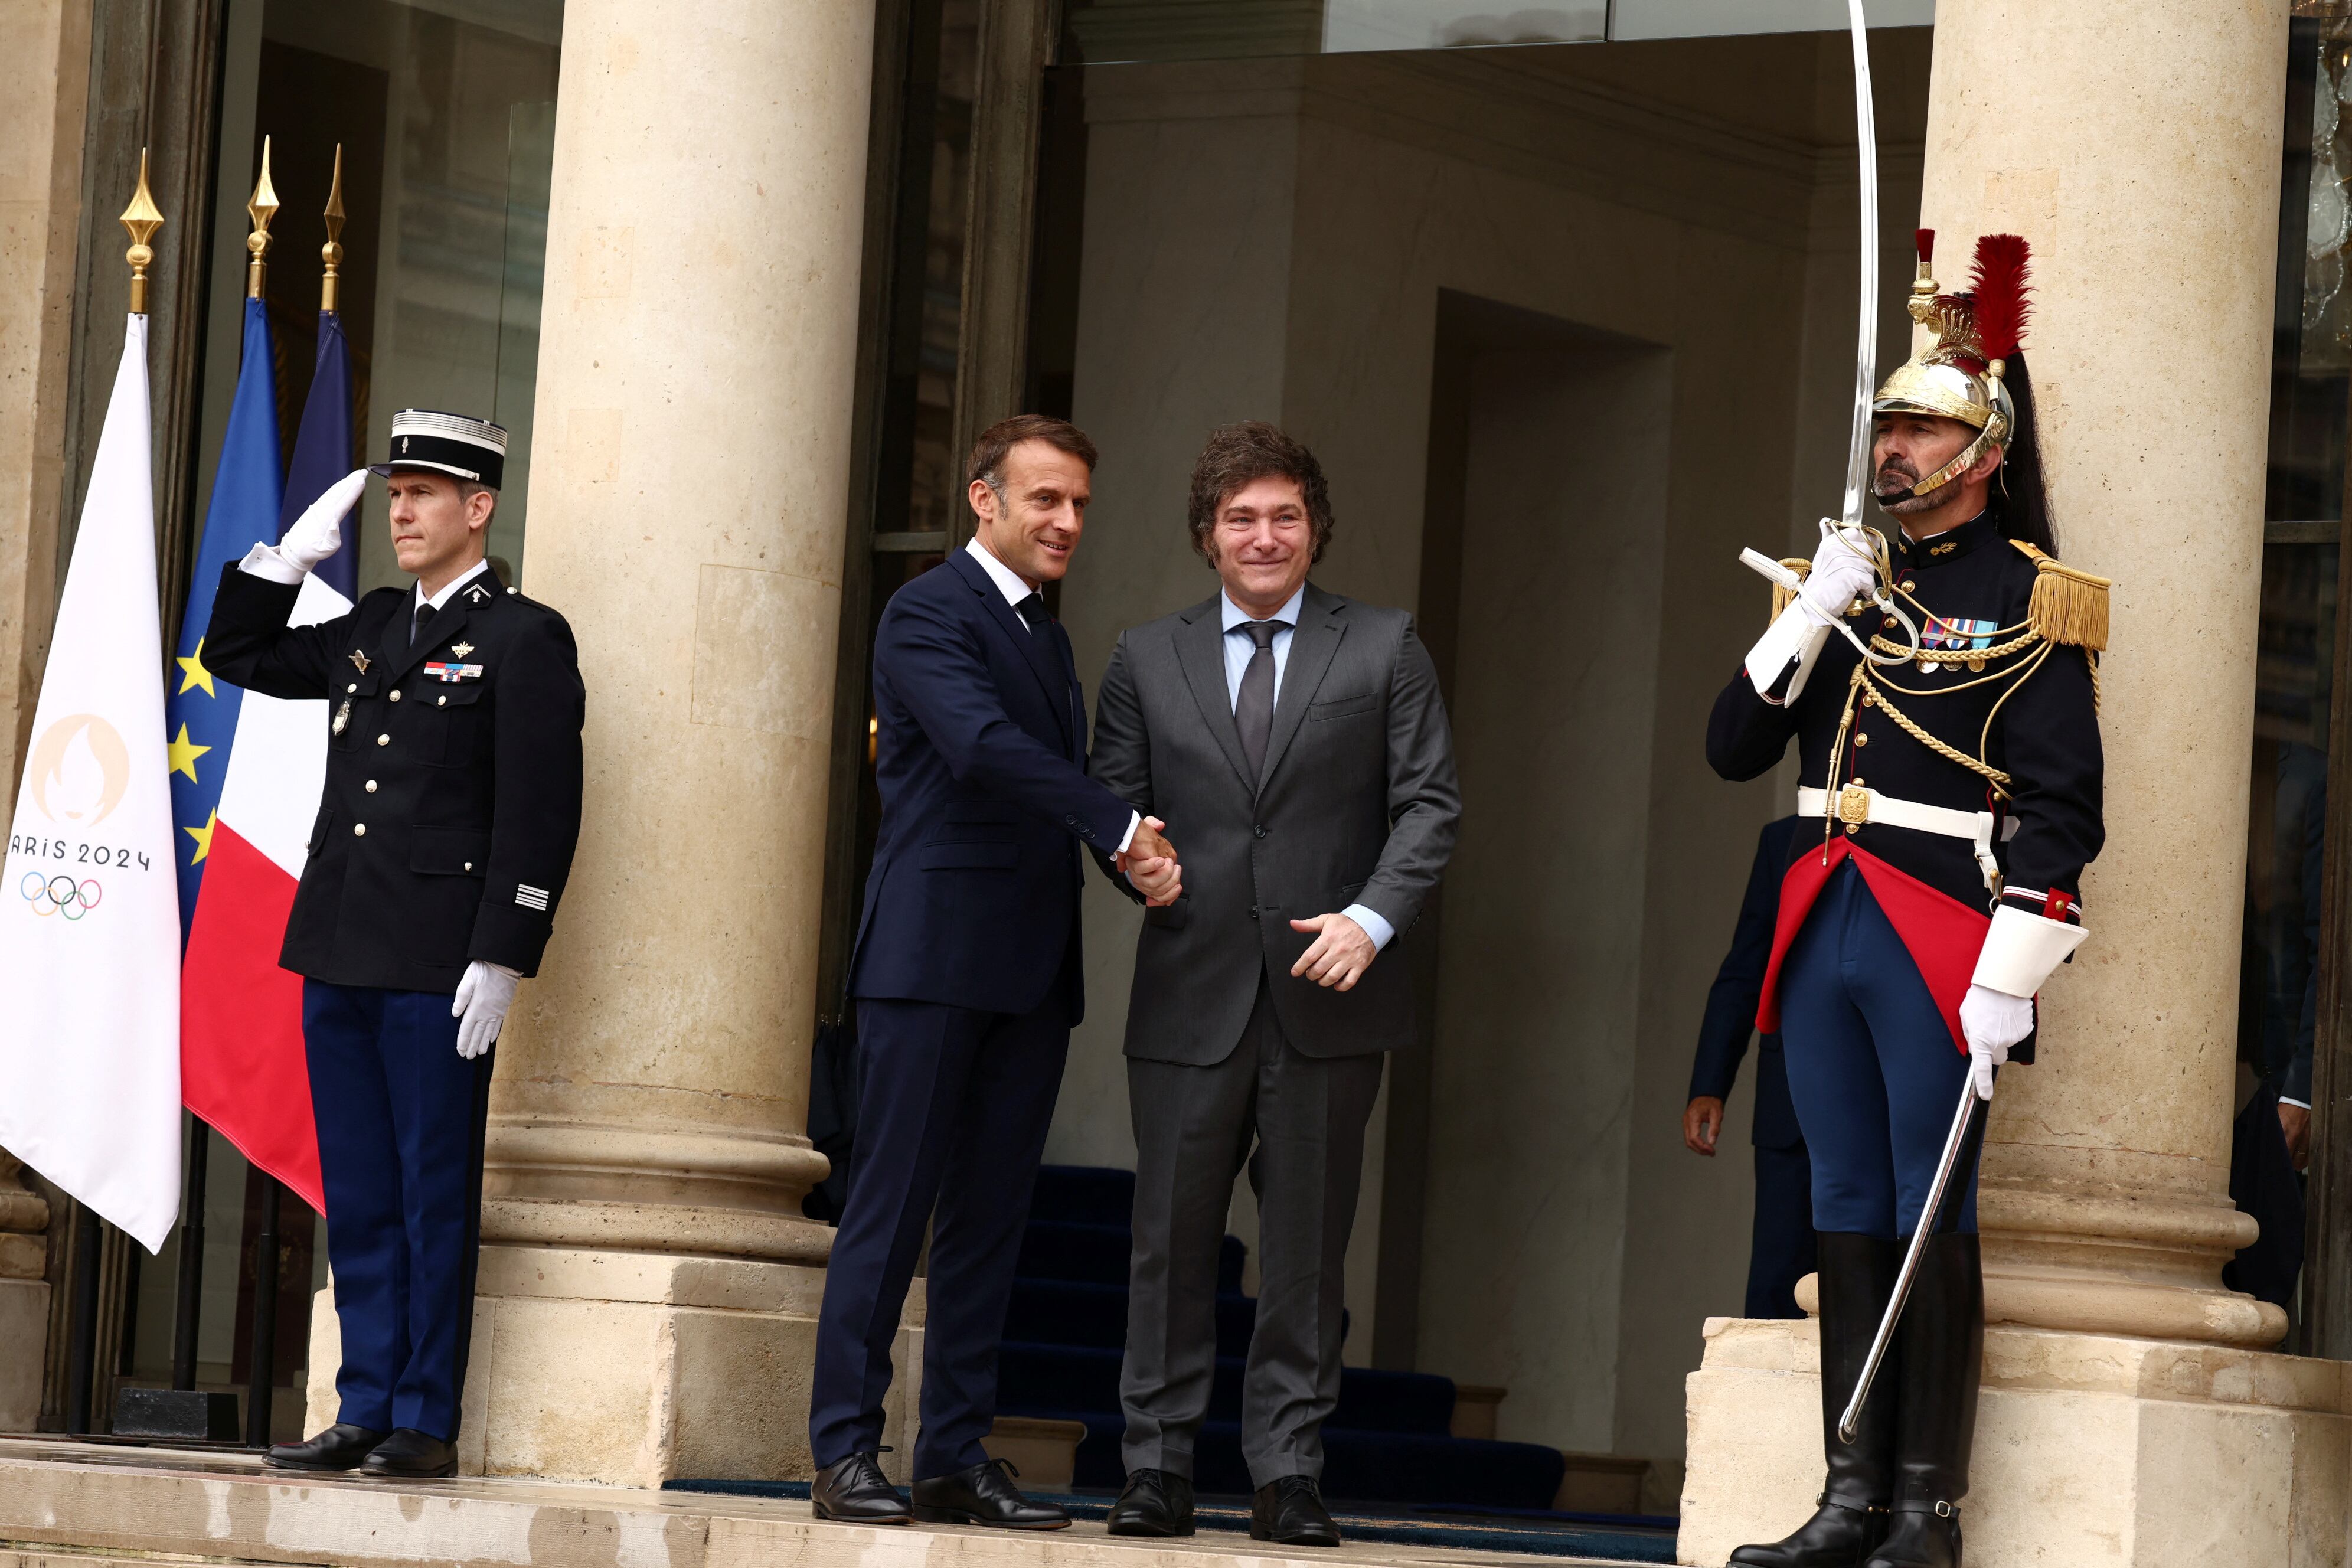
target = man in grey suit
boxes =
[1089,423,1461,1546]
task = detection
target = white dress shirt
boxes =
[966,537,1139,855]
[1219,587,1393,953]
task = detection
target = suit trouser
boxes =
[809,993,1069,1478]
[1120,974,1385,1488]
[303,980,492,1442]
[1777,861,1981,1239]
[1746,1141,1818,1319]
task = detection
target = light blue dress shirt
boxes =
[1220,588,1394,953]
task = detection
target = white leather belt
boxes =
[1797,784,2019,891]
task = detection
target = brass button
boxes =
[1900,580,1916,592]
[353,823,367,837]
[346,683,357,694]
[1854,733,1869,746]
[1968,658,1986,672]
[365,780,377,793]
[1845,822,1860,835]
[390,690,402,703]
[377,734,390,746]
[1861,692,1875,707]
[437,695,446,707]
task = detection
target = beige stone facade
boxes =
[0,0,2340,1560]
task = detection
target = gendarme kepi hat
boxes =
[369,409,507,489]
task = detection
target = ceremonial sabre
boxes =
[1738,0,1922,665]
[1837,1077,1982,1442]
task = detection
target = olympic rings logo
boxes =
[19,871,102,921]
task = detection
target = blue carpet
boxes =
[661,1479,1678,1563]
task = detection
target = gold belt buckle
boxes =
[1836,783,1871,827]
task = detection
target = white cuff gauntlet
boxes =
[1972,903,2088,998]
[1745,601,1834,704]
[236,541,305,585]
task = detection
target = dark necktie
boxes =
[411,599,438,648]
[1235,619,1282,782]
[1015,593,1050,640]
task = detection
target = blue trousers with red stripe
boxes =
[1777,861,1981,1239]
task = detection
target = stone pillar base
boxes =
[304,1247,923,1489]
[1681,1318,2352,1567]
[0,1278,48,1430]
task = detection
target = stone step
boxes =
[0,1438,1635,1568]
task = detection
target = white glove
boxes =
[1797,522,1880,626]
[278,468,368,573]
[452,960,521,1060]
[1959,982,2034,1102]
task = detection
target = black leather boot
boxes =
[1730,1233,1899,1568]
[1866,1233,1981,1568]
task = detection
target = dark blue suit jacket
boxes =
[848,548,1137,1023]
[1690,814,1804,1151]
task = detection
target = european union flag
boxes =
[168,297,282,937]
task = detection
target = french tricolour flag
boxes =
[174,302,361,1214]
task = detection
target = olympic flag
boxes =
[0,314,183,1252]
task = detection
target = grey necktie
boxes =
[1235,619,1282,782]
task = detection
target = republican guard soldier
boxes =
[207,410,585,1479]
[1707,235,2107,1568]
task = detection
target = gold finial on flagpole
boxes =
[120,148,164,316]
[245,135,279,300]
[320,143,346,313]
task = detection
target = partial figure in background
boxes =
[1708,235,2106,1568]
[1684,812,1816,1320]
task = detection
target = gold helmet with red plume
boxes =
[1872,231,2033,502]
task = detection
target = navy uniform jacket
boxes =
[204,563,585,993]
[1690,815,1804,1151]
[849,548,1135,1025]
[1707,507,2105,929]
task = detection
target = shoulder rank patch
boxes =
[1769,557,1813,626]
[2010,540,2110,651]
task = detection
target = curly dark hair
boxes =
[1186,422,1335,564]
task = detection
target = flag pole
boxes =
[246,135,278,300]
[321,143,345,313]
[121,148,162,318]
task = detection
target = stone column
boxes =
[1683,5,2352,1565]
[0,0,88,795]
[308,0,921,1488]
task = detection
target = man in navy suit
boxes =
[808,416,1180,1530]
[1684,814,1816,1319]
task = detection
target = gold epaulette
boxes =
[2010,540,2110,651]
[1769,558,1812,625]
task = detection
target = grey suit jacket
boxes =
[1091,582,1461,1064]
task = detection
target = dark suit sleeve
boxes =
[880,588,1136,848]
[1690,819,1789,1103]
[1707,665,1802,782]
[201,561,355,701]
[1354,619,1461,936]
[1087,633,1152,901]
[467,611,586,976]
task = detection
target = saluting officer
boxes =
[207,410,584,1480]
[1709,235,2106,1568]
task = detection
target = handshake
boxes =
[1115,816,1184,907]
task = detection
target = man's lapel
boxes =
[947,547,1073,746]
[1175,597,1253,792]
[1256,584,1345,794]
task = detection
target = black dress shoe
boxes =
[1107,1468,1195,1536]
[266,1424,386,1472]
[359,1428,458,1478]
[812,1451,911,1525]
[1252,1475,1340,1547]
[910,1458,1070,1530]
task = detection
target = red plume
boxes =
[1968,233,2031,362]
[1916,228,1935,268]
